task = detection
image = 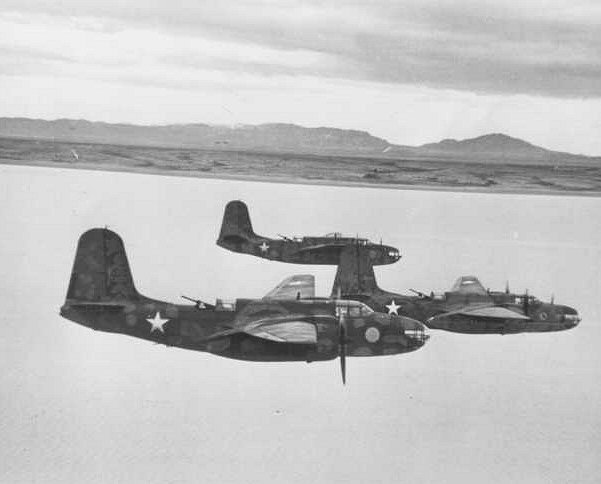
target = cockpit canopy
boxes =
[215,298,236,311]
[323,233,369,245]
[335,299,374,317]
[513,295,540,305]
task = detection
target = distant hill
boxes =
[404,133,569,163]
[0,117,598,165]
[420,133,544,154]
[0,118,388,154]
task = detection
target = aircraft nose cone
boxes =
[398,316,430,345]
[560,305,581,327]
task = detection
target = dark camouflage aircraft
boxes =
[217,200,401,265]
[332,245,581,335]
[60,229,428,383]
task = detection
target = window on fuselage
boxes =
[336,300,374,317]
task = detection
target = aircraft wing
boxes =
[263,275,315,300]
[246,320,317,343]
[202,317,318,345]
[295,243,347,253]
[429,304,531,322]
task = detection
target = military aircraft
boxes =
[217,200,401,265]
[331,245,581,334]
[60,229,428,383]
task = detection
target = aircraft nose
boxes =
[560,305,581,327]
[398,316,430,345]
[384,247,401,262]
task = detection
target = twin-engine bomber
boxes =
[217,200,580,335]
[217,200,401,265]
[60,229,428,384]
[332,245,580,334]
[60,202,580,384]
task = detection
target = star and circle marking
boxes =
[259,241,270,253]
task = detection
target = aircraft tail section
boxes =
[217,200,257,247]
[331,245,383,297]
[65,228,140,303]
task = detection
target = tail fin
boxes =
[217,200,256,247]
[331,246,382,297]
[263,275,315,300]
[65,228,140,303]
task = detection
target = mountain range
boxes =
[0,117,598,164]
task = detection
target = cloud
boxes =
[1,1,599,97]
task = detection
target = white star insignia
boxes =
[386,300,401,315]
[259,241,270,253]
[146,311,169,333]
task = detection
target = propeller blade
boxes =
[339,313,347,385]
[551,294,555,305]
[340,340,346,385]
[505,281,510,294]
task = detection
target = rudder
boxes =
[66,228,139,302]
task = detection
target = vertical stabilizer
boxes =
[66,228,139,302]
[217,200,257,246]
[331,246,382,297]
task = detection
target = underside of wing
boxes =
[263,275,315,300]
[246,321,317,344]
[203,318,319,345]
[430,305,531,322]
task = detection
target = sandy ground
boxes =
[2,136,601,196]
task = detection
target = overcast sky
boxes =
[1,1,600,154]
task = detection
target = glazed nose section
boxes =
[559,305,581,327]
[399,316,430,345]
[383,246,401,263]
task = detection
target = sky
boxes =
[1,1,600,154]
[1,164,600,483]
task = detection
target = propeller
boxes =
[505,281,510,294]
[338,311,347,385]
[551,294,555,305]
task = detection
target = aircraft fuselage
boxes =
[60,297,428,362]
[345,292,581,334]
